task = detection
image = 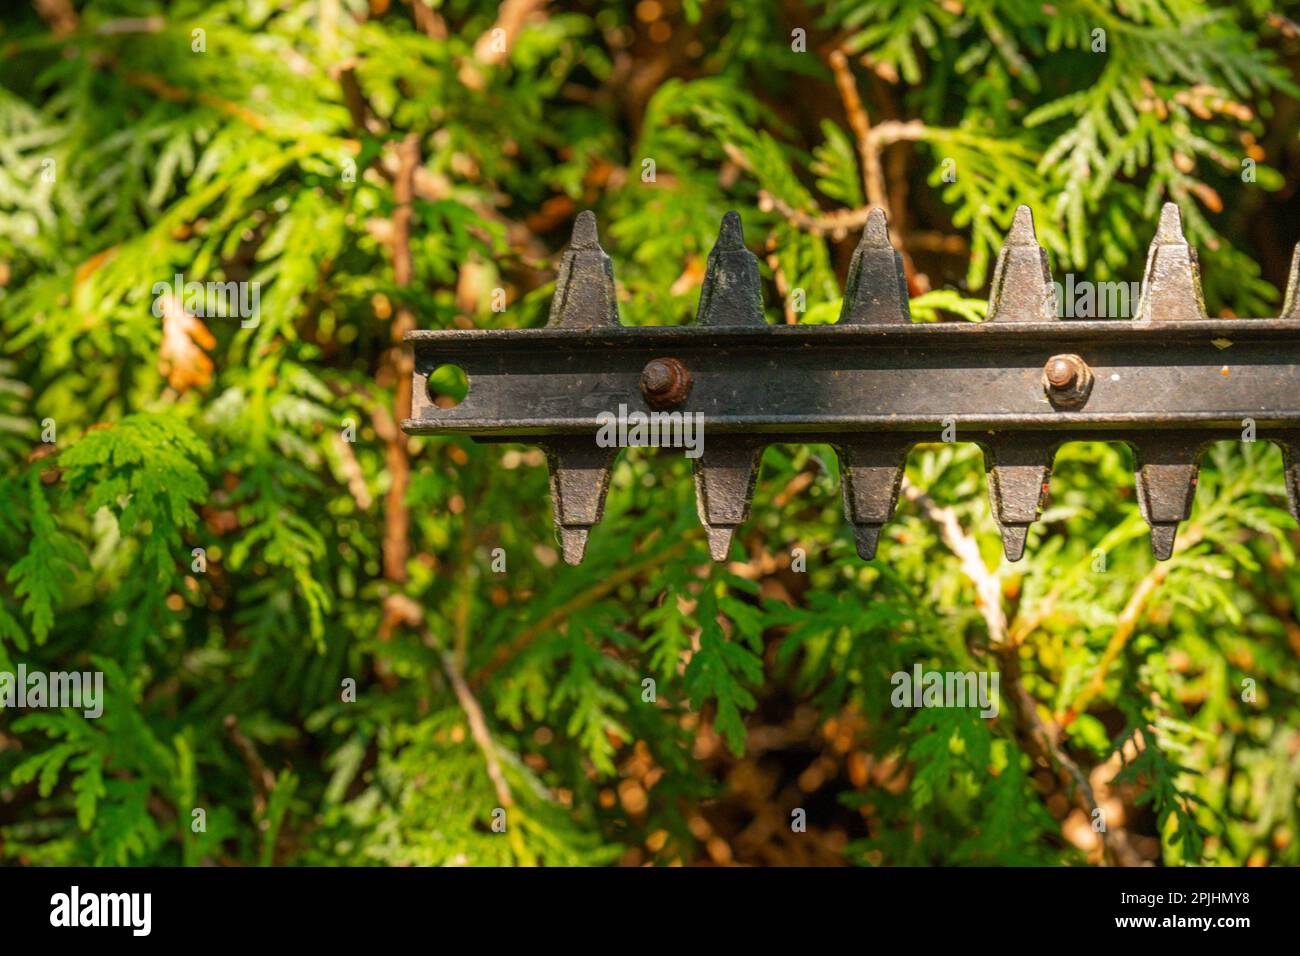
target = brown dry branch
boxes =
[901,483,1006,642]
[382,588,517,830]
[824,52,929,289]
[828,49,888,215]
[334,60,383,136]
[474,0,547,64]
[1269,13,1300,38]
[906,230,969,256]
[33,0,77,36]
[380,133,420,586]
[758,190,876,240]
[333,431,373,510]
[760,192,968,264]
[224,714,276,815]
[866,119,928,149]
[458,0,549,90]
[408,0,448,40]
[441,646,514,808]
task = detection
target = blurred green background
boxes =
[1,0,1299,866]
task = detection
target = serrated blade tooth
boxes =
[547,210,619,328]
[838,438,912,560]
[1277,432,1300,520]
[693,437,763,561]
[1137,203,1206,322]
[543,437,616,565]
[1147,524,1179,562]
[837,208,910,324]
[696,211,766,326]
[1282,245,1300,319]
[705,527,736,563]
[1132,436,1204,561]
[557,528,590,566]
[851,524,884,561]
[998,526,1031,563]
[983,434,1057,562]
[987,205,1057,322]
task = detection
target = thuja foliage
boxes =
[1,1,1298,866]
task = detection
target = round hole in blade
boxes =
[427,364,468,408]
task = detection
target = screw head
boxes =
[640,357,691,409]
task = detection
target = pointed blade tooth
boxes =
[705,527,736,562]
[547,211,619,328]
[987,205,1057,322]
[1137,203,1206,322]
[1277,433,1300,520]
[696,212,766,326]
[851,524,884,560]
[1282,245,1300,319]
[543,437,616,564]
[837,208,910,324]
[1148,524,1179,562]
[837,438,912,560]
[984,434,1056,562]
[693,437,763,561]
[558,528,590,566]
[1132,436,1204,561]
[1000,526,1031,562]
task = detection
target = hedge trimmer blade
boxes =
[404,205,1300,564]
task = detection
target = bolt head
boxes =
[640,357,691,409]
[1046,357,1077,388]
[1042,353,1093,407]
[642,359,674,394]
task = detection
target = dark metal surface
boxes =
[404,205,1300,564]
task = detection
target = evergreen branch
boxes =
[1061,522,1205,724]
[121,70,273,133]
[1008,513,1153,646]
[470,534,698,688]
[900,480,1111,861]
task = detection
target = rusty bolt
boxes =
[1042,353,1092,407]
[1046,356,1077,388]
[641,357,691,409]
